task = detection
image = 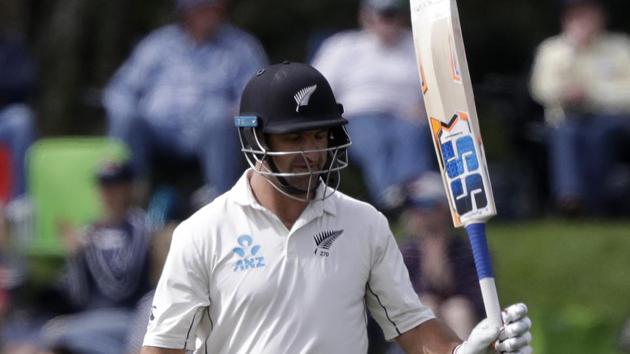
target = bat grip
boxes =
[465,223,503,328]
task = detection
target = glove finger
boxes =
[495,332,532,352]
[499,317,532,341]
[470,318,502,348]
[501,346,532,354]
[502,303,528,324]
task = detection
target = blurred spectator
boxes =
[125,222,177,354]
[43,160,152,354]
[398,172,482,340]
[620,317,630,353]
[0,207,8,339]
[311,0,434,210]
[0,33,36,203]
[530,0,630,215]
[103,0,268,204]
[0,33,36,354]
[125,186,185,354]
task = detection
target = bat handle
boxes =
[465,223,503,328]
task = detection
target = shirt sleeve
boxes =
[102,31,162,125]
[529,38,573,109]
[62,227,93,309]
[143,221,211,350]
[587,35,630,112]
[63,253,90,309]
[365,213,435,341]
[311,33,349,97]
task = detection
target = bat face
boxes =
[410,0,496,227]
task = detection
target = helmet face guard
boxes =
[235,62,352,201]
[236,115,351,201]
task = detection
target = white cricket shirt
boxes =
[144,170,434,353]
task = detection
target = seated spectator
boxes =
[530,0,630,215]
[43,160,152,354]
[0,33,37,354]
[312,0,434,210]
[0,33,37,204]
[399,172,483,340]
[103,0,267,205]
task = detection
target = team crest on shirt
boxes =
[232,235,266,272]
[313,230,344,257]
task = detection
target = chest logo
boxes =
[232,235,266,272]
[313,230,344,257]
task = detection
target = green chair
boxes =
[26,137,129,256]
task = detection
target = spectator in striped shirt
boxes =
[44,160,152,354]
[103,0,268,204]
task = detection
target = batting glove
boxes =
[454,303,532,354]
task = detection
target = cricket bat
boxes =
[409,0,502,327]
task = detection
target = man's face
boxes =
[99,182,132,214]
[181,2,226,40]
[562,4,604,46]
[362,8,406,44]
[266,129,329,192]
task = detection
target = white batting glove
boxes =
[496,303,532,354]
[454,303,532,354]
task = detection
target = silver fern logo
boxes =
[313,229,344,257]
[294,84,317,112]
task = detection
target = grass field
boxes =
[487,219,630,354]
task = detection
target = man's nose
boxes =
[301,148,321,163]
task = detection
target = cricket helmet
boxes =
[234,61,351,201]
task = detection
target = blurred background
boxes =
[1,0,630,353]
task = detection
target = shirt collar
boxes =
[176,23,229,48]
[231,169,337,216]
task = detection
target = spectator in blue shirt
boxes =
[0,33,37,204]
[103,0,268,202]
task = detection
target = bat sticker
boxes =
[430,113,487,216]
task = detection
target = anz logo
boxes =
[232,235,265,272]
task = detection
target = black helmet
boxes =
[237,61,347,133]
[235,62,351,201]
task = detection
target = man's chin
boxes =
[284,175,321,192]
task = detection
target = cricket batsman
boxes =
[140,62,532,354]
